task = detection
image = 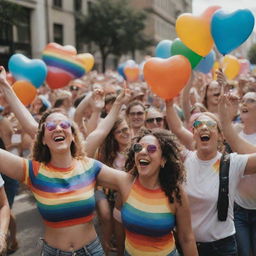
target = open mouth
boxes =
[241,109,248,113]
[200,135,210,142]
[139,159,150,166]
[53,136,65,142]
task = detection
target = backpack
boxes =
[217,153,230,221]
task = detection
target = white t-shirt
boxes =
[235,131,256,209]
[0,175,4,187]
[184,150,248,242]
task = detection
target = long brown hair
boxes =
[32,108,86,163]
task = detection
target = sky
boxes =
[192,0,256,15]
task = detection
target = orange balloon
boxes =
[124,65,140,82]
[12,80,37,106]
[77,53,95,72]
[222,55,240,80]
[143,56,191,100]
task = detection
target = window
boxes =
[74,0,82,12]
[53,24,63,44]
[53,0,62,8]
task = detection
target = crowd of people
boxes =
[0,62,255,256]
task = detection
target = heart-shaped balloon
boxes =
[12,80,37,106]
[8,54,47,88]
[42,43,85,89]
[77,53,94,72]
[212,61,220,80]
[176,12,214,57]
[143,56,191,100]
[195,50,216,74]
[155,40,172,58]
[124,64,140,82]
[211,9,255,55]
[222,55,240,80]
[170,38,202,69]
[202,5,222,22]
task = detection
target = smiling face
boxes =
[192,114,220,156]
[42,112,74,154]
[128,104,145,129]
[206,81,221,106]
[114,120,131,147]
[240,92,256,123]
[134,135,164,179]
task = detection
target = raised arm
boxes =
[0,67,38,138]
[166,100,194,150]
[84,89,131,157]
[0,185,10,255]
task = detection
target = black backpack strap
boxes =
[217,153,230,221]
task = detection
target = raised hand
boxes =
[0,66,9,87]
[91,87,105,111]
[115,87,131,106]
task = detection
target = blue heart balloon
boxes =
[211,9,255,55]
[155,40,172,58]
[8,54,47,88]
[195,50,216,74]
[117,62,126,80]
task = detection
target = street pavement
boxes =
[11,190,116,256]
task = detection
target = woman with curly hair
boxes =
[122,128,197,256]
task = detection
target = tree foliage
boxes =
[77,0,154,72]
[248,43,256,65]
[0,0,26,25]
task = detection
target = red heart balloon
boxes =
[143,56,191,100]
[46,67,74,89]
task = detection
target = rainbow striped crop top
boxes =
[22,158,102,228]
[121,178,176,256]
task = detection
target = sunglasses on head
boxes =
[241,98,256,104]
[193,120,217,129]
[146,117,163,123]
[44,120,71,131]
[133,143,158,154]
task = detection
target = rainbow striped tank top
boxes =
[121,178,176,256]
[22,158,102,228]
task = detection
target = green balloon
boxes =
[170,38,203,69]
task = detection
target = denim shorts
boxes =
[40,237,105,256]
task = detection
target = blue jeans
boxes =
[234,203,256,256]
[196,235,237,256]
[40,237,105,256]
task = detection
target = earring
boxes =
[161,162,165,168]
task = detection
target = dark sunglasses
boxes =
[146,117,164,123]
[193,120,217,129]
[115,127,129,135]
[133,143,158,154]
[44,120,71,131]
[129,111,144,117]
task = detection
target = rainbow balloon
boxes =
[42,43,86,89]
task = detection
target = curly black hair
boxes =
[125,128,185,205]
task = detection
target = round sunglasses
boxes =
[133,143,158,154]
[44,120,71,131]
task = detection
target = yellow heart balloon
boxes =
[212,61,220,80]
[176,13,214,57]
[77,53,94,72]
[222,55,240,80]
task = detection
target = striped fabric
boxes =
[22,158,102,228]
[121,178,176,256]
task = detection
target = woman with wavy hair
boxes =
[122,128,197,256]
